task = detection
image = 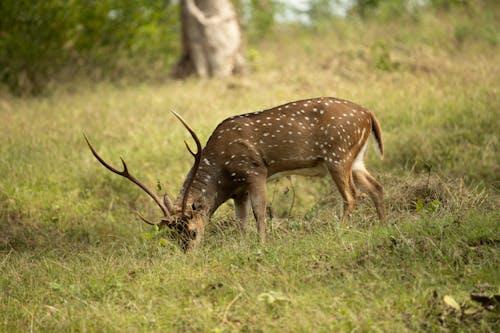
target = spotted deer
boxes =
[85,97,385,250]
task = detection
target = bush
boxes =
[0,0,179,94]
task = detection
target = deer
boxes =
[84,97,385,251]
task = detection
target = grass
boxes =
[1,6,499,332]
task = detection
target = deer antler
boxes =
[83,133,172,224]
[170,110,202,216]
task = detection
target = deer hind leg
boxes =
[327,165,357,225]
[248,176,267,243]
[234,192,251,233]
[352,169,386,221]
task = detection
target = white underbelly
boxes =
[267,163,328,182]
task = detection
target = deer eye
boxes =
[190,230,197,239]
[191,203,197,211]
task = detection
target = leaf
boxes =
[415,199,424,212]
[258,291,289,305]
[443,295,461,311]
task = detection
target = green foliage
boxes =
[0,0,179,94]
[240,0,282,42]
[371,41,399,71]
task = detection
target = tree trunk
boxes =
[173,0,245,78]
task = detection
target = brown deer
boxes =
[85,97,385,250]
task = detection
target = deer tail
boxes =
[370,112,384,159]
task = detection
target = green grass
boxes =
[1,7,499,332]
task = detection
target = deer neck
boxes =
[174,158,227,217]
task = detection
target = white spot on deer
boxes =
[256,120,261,123]
[288,131,292,135]
[305,116,310,120]
[263,133,269,136]
[224,161,230,165]
[335,100,342,104]
[231,172,236,177]
[285,105,289,108]
[204,158,211,166]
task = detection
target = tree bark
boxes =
[173,0,245,78]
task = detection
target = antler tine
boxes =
[83,132,171,221]
[184,141,196,157]
[136,212,158,226]
[170,110,203,216]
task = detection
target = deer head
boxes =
[84,111,206,251]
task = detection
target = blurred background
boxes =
[1,0,498,94]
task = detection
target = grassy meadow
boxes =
[1,7,499,332]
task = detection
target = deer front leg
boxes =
[234,192,251,233]
[248,176,267,243]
